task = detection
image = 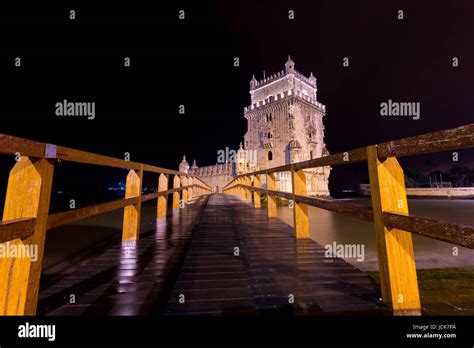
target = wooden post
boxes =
[0,157,54,315]
[157,173,168,219]
[172,175,181,209]
[245,176,252,203]
[253,175,261,208]
[188,177,193,199]
[266,172,277,218]
[367,145,421,315]
[291,166,310,238]
[122,164,143,242]
[181,176,188,202]
[191,178,196,197]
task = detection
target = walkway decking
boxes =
[165,194,388,315]
[38,194,388,315]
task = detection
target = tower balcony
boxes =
[263,140,274,148]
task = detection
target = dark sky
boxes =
[1,0,473,191]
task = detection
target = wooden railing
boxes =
[223,124,474,316]
[0,134,212,315]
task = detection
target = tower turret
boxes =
[288,138,302,163]
[179,155,190,173]
[309,72,317,88]
[285,55,295,74]
[250,74,257,90]
[236,142,246,174]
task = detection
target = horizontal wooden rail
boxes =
[0,133,214,181]
[377,123,474,159]
[223,124,474,184]
[0,134,46,158]
[46,184,210,230]
[294,194,374,222]
[250,186,293,200]
[46,196,139,230]
[231,183,474,249]
[0,218,36,243]
[384,211,474,249]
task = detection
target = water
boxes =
[276,198,474,271]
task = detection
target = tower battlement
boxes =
[251,70,285,90]
[244,88,326,115]
[249,56,319,107]
[251,69,317,91]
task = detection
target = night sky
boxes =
[1,1,473,194]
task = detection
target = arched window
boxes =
[269,113,272,121]
[268,151,273,161]
[310,150,313,159]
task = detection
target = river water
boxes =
[276,198,474,271]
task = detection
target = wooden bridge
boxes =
[0,124,473,316]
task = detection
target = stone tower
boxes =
[242,56,330,196]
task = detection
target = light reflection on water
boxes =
[276,198,474,271]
